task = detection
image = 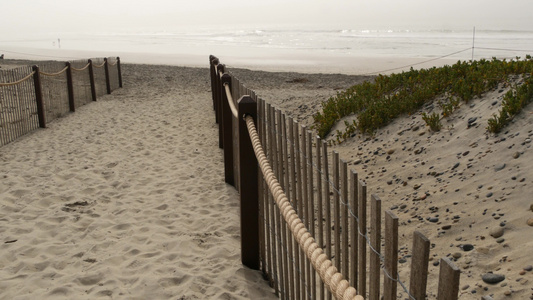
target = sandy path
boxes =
[0,64,276,299]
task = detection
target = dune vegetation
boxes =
[313,56,533,143]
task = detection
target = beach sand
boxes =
[1,60,532,299]
[0,63,277,299]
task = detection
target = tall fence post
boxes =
[410,231,430,300]
[217,64,225,149]
[437,258,460,300]
[117,57,123,88]
[104,58,111,94]
[32,65,46,128]
[88,59,97,102]
[238,95,259,270]
[221,73,234,186]
[65,62,75,112]
[209,55,217,111]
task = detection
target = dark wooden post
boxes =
[117,57,123,88]
[104,58,111,94]
[209,55,217,111]
[65,62,75,112]
[32,65,46,128]
[88,59,97,102]
[213,59,220,124]
[384,210,399,300]
[221,73,234,186]
[238,95,259,270]
[217,64,225,149]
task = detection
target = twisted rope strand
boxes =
[245,115,363,300]
[92,61,106,68]
[40,66,68,77]
[71,63,90,72]
[224,83,238,118]
[0,71,36,87]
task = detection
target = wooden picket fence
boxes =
[209,55,461,300]
[0,57,122,146]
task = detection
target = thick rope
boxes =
[40,66,68,77]
[71,63,90,72]
[224,83,239,118]
[93,61,106,68]
[0,71,36,87]
[244,115,364,300]
[107,60,117,66]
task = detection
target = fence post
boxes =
[117,57,123,88]
[238,95,259,270]
[437,258,460,300]
[104,58,111,94]
[221,73,234,186]
[384,210,399,300]
[65,62,75,112]
[217,64,225,149]
[88,59,97,102]
[32,65,46,128]
[410,231,430,300]
[212,59,220,124]
[209,55,217,111]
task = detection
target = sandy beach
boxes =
[0,63,278,299]
[1,59,532,300]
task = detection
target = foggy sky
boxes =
[1,0,531,39]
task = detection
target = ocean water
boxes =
[3,26,533,73]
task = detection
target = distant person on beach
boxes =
[0,54,4,59]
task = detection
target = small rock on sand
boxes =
[495,163,506,171]
[489,227,504,238]
[482,273,505,284]
[527,218,533,227]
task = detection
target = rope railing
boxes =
[0,71,36,87]
[40,66,69,77]
[244,114,363,300]
[224,83,239,118]
[71,63,90,72]
[92,61,106,68]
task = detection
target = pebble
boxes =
[413,184,421,190]
[452,162,460,170]
[495,163,506,171]
[524,265,533,271]
[442,225,452,230]
[461,284,470,291]
[452,252,462,259]
[429,217,439,223]
[490,227,505,238]
[486,192,493,198]
[513,152,520,159]
[462,244,474,251]
[482,273,506,284]
[496,237,505,243]
[387,149,395,155]
[527,218,533,227]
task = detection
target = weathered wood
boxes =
[116,57,123,88]
[65,62,75,112]
[316,135,325,299]
[289,118,301,300]
[357,181,367,297]
[369,194,382,300]
[217,65,225,149]
[32,66,46,128]
[437,258,460,300]
[276,110,288,299]
[384,210,399,300]
[322,141,332,300]
[221,74,234,186]
[257,98,267,278]
[104,58,111,94]
[267,105,279,296]
[87,59,97,102]
[294,120,305,298]
[282,114,294,300]
[332,151,341,272]
[237,96,259,270]
[341,160,349,279]
[410,231,430,300]
[349,170,358,289]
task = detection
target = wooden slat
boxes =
[288,117,301,300]
[341,160,349,279]
[266,104,279,296]
[349,170,359,289]
[293,119,304,299]
[277,110,289,300]
[272,108,284,297]
[369,194,382,300]
[282,114,294,300]
[384,210,399,300]
[410,231,430,300]
[300,125,311,299]
[316,136,325,299]
[306,130,316,300]
[437,258,460,300]
[322,141,332,300]
[332,152,341,272]
[357,181,367,297]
